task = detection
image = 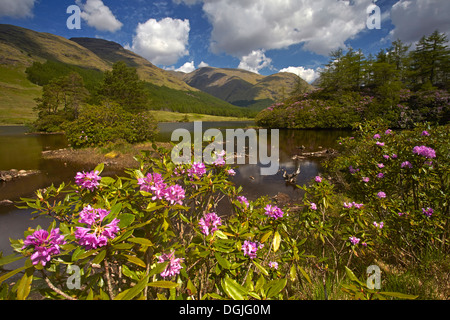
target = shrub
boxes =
[64,103,158,149]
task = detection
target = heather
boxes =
[1,122,448,300]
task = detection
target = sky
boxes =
[0,0,449,83]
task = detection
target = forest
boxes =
[256,31,449,129]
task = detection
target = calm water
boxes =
[0,123,351,258]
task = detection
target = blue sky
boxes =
[1,0,449,83]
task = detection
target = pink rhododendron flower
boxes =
[22,228,66,266]
[269,261,279,269]
[199,212,222,236]
[310,203,317,210]
[422,207,434,217]
[264,204,284,219]
[75,206,120,250]
[314,176,322,183]
[377,191,386,199]
[412,145,436,159]
[237,196,249,208]
[241,240,263,259]
[164,184,185,205]
[349,236,360,245]
[158,250,184,278]
[187,162,206,179]
[75,170,101,191]
[401,161,413,168]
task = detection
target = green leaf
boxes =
[380,291,419,300]
[16,268,33,300]
[260,231,273,243]
[92,249,107,264]
[0,254,24,267]
[345,266,365,287]
[114,275,149,300]
[123,255,146,268]
[222,276,248,300]
[101,177,116,186]
[0,266,27,285]
[272,231,281,253]
[186,279,197,296]
[289,264,297,282]
[118,213,135,229]
[127,237,153,247]
[297,265,312,285]
[148,281,178,289]
[253,261,269,276]
[214,252,231,269]
[94,163,105,175]
[265,278,287,299]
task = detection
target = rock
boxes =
[0,169,40,182]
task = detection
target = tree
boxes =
[33,72,89,131]
[410,30,450,89]
[98,61,149,111]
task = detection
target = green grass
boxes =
[0,65,41,125]
[148,110,252,122]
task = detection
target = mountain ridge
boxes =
[170,66,313,109]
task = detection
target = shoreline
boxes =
[41,142,173,170]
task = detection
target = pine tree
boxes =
[98,61,149,111]
[410,30,450,89]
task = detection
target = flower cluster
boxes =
[343,201,364,209]
[373,221,384,229]
[187,162,206,179]
[199,212,222,236]
[349,236,360,245]
[241,240,263,259]
[377,191,386,199]
[158,250,184,278]
[237,196,249,208]
[74,206,120,250]
[310,202,318,210]
[401,161,413,168]
[412,145,436,159]
[264,204,284,219]
[213,150,226,166]
[75,170,101,191]
[138,172,185,205]
[314,175,322,183]
[422,207,434,217]
[22,228,66,266]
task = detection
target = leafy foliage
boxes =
[256,31,450,130]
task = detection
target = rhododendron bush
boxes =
[1,122,446,300]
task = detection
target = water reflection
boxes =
[0,123,352,256]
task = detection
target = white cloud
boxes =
[198,61,209,68]
[279,66,320,84]
[176,61,196,73]
[238,50,272,74]
[75,0,123,32]
[0,0,35,18]
[187,0,372,57]
[129,17,190,66]
[389,0,450,44]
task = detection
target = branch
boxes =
[41,271,77,300]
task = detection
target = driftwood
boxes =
[291,148,337,160]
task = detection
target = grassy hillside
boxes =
[0,65,41,124]
[0,24,256,123]
[70,37,194,91]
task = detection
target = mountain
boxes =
[171,67,314,110]
[0,24,243,123]
[69,37,193,91]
